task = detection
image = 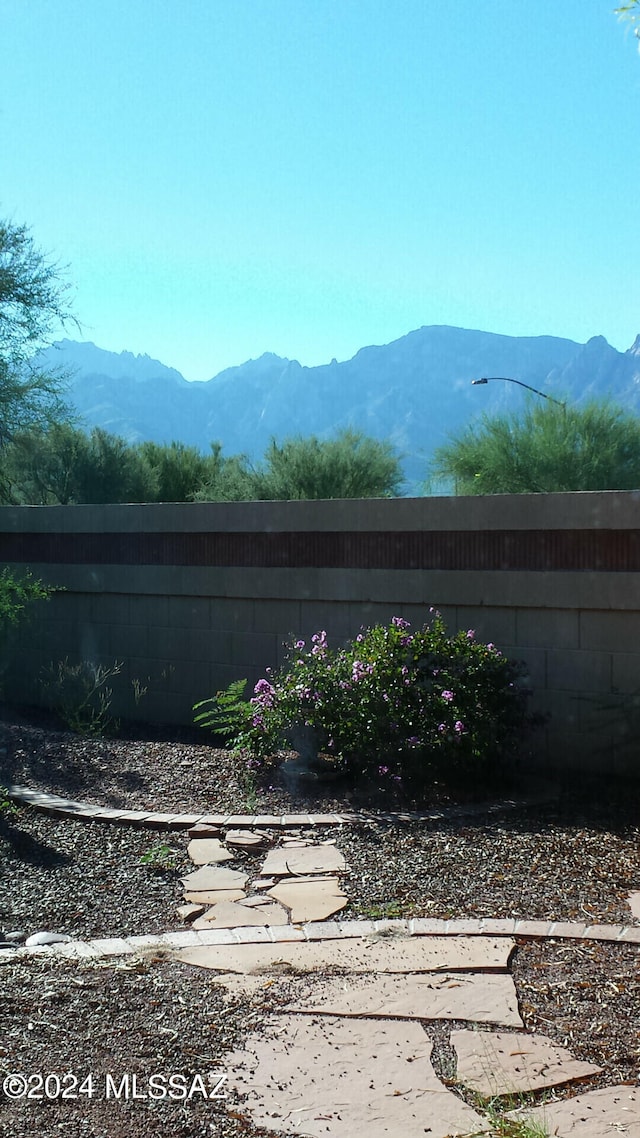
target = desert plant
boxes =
[139,842,178,872]
[196,613,537,791]
[41,658,123,736]
[0,785,17,819]
[0,567,52,635]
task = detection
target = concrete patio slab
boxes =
[286,971,523,1027]
[506,1084,640,1136]
[175,935,515,976]
[452,1029,602,1096]
[224,1014,489,1137]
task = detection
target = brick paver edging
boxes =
[2,917,640,962]
[5,784,551,829]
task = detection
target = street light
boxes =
[471,376,566,409]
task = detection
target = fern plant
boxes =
[193,678,252,746]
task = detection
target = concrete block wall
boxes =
[2,492,640,775]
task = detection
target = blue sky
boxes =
[1,0,639,380]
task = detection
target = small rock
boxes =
[25,932,73,947]
[187,824,223,838]
[225,830,272,850]
[2,930,26,944]
[177,903,205,923]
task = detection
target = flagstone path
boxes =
[3,783,640,1136]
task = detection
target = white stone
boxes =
[25,932,72,947]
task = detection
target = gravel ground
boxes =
[1,706,639,1135]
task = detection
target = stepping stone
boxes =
[176,935,514,977]
[286,972,523,1028]
[176,903,205,922]
[181,866,248,891]
[192,900,290,929]
[225,830,272,850]
[225,1014,489,1137]
[452,1029,602,1096]
[262,843,346,876]
[506,1084,640,1136]
[267,875,348,922]
[188,823,223,838]
[187,839,233,865]
[628,891,640,920]
[183,889,247,905]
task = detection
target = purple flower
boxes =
[441,690,454,702]
[454,720,464,734]
[407,735,420,747]
[295,639,305,649]
[437,723,446,733]
[254,678,274,695]
[378,765,389,775]
[466,629,475,639]
[392,616,410,629]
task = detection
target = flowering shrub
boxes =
[195,611,537,790]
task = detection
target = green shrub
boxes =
[0,567,52,635]
[40,658,123,736]
[196,612,538,791]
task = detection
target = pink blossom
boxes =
[441,690,454,702]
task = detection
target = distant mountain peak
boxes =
[51,324,640,496]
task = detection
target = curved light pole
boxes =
[471,376,566,409]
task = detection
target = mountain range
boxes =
[39,325,640,494]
